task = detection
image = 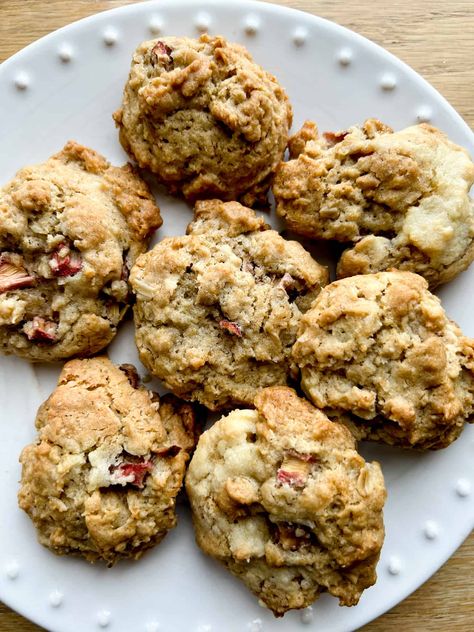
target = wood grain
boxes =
[0,1,472,630]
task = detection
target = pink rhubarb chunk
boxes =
[49,243,82,277]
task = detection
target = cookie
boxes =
[130,199,328,410]
[185,386,386,616]
[113,35,292,206]
[273,119,474,288]
[0,141,162,361]
[18,357,198,565]
[293,271,474,449]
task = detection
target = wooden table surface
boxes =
[0,1,472,630]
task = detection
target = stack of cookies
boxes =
[2,33,473,618]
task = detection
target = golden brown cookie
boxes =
[186,386,386,616]
[293,271,474,449]
[273,119,474,288]
[18,357,198,564]
[130,199,328,410]
[0,142,162,361]
[114,35,292,205]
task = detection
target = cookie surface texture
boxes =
[18,357,196,564]
[0,142,162,361]
[114,35,292,205]
[293,270,474,449]
[273,119,474,287]
[130,199,328,410]
[186,386,386,616]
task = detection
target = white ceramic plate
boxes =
[0,1,473,631]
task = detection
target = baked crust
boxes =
[114,35,292,205]
[130,199,328,410]
[0,141,162,361]
[273,119,474,288]
[186,386,386,616]
[18,357,197,564]
[293,270,474,449]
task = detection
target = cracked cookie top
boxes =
[293,270,474,449]
[114,34,292,206]
[0,141,162,361]
[185,386,386,616]
[130,199,328,410]
[18,356,197,565]
[273,119,474,288]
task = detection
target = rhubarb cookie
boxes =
[0,141,162,361]
[293,271,474,449]
[114,35,292,205]
[18,357,198,564]
[273,119,474,288]
[186,386,386,616]
[130,199,328,410]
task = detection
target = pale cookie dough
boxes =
[130,199,328,410]
[18,357,198,565]
[293,271,474,449]
[114,35,292,205]
[0,141,162,361]
[186,386,386,616]
[273,119,474,288]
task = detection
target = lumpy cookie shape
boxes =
[0,142,162,361]
[273,119,474,288]
[293,271,474,449]
[18,357,197,565]
[186,387,386,616]
[130,199,328,410]
[113,35,292,205]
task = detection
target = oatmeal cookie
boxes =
[18,357,197,564]
[273,119,474,288]
[130,199,328,410]
[113,35,292,205]
[186,386,386,616]
[293,271,474,449]
[0,141,162,361]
